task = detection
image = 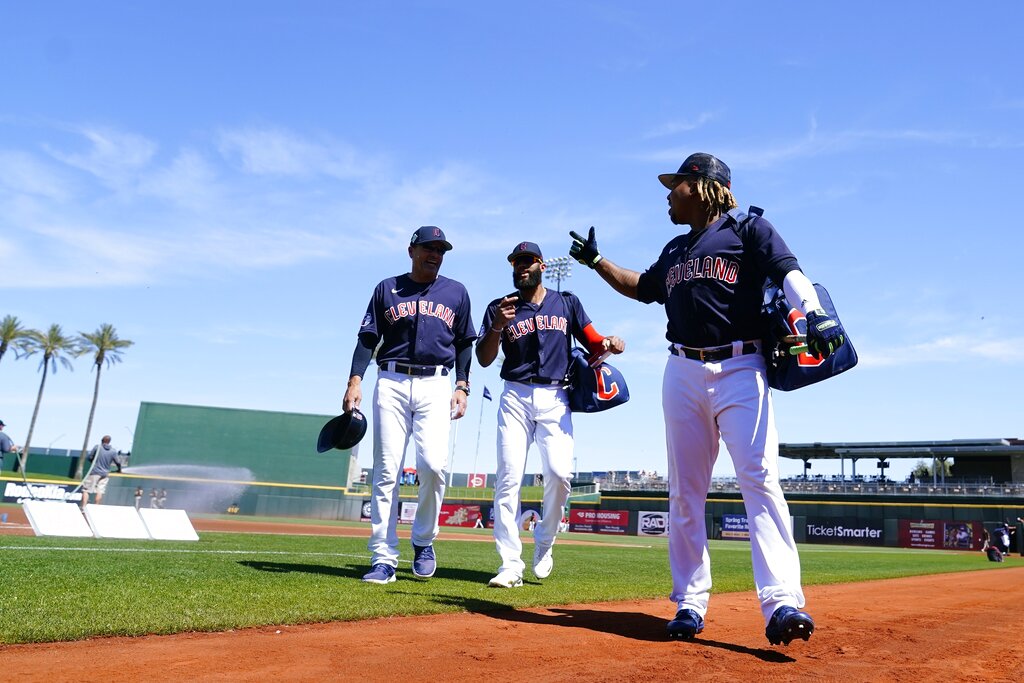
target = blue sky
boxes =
[1,2,1021,483]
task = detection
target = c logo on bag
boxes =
[594,366,620,401]
[786,308,825,368]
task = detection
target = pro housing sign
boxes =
[805,517,884,546]
[569,509,629,534]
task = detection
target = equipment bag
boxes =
[567,346,630,413]
[761,282,858,391]
[726,206,858,392]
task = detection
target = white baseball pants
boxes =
[662,352,805,624]
[367,371,452,567]
[493,381,574,575]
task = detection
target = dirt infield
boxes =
[3,512,1023,682]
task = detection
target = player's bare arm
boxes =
[569,227,640,300]
[594,260,641,301]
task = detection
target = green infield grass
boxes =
[0,529,1013,644]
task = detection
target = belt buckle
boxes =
[698,349,708,362]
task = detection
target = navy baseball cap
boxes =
[316,409,367,452]
[0,419,5,427]
[507,241,543,263]
[658,152,731,190]
[410,226,453,251]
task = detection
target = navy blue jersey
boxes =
[636,214,799,347]
[479,290,592,382]
[359,274,476,367]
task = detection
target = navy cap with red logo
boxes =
[506,241,543,263]
[658,152,732,190]
[410,226,453,251]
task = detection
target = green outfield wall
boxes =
[131,401,353,486]
[104,402,359,518]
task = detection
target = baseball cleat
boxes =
[666,609,704,640]
[532,544,554,579]
[487,569,524,588]
[412,544,436,578]
[362,563,397,584]
[765,606,815,646]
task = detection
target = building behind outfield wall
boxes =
[17,401,1017,552]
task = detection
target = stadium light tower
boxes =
[544,256,572,292]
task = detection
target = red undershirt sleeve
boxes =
[581,323,605,356]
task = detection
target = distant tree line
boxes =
[0,315,133,479]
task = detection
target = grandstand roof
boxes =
[780,438,1024,461]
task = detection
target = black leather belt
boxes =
[380,361,449,377]
[669,342,760,362]
[527,377,564,385]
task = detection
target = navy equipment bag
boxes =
[726,206,858,392]
[567,347,630,412]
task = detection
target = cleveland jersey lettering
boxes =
[503,313,569,341]
[665,256,740,296]
[637,214,798,347]
[480,291,591,382]
[359,274,475,367]
[382,300,457,328]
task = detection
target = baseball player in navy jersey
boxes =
[476,241,624,588]
[344,226,477,584]
[570,153,845,645]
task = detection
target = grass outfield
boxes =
[0,529,1012,644]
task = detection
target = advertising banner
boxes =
[569,508,629,534]
[399,501,417,523]
[805,517,884,546]
[899,519,981,550]
[361,500,419,524]
[467,473,487,488]
[2,481,83,504]
[439,503,482,527]
[518,505,541,530]
[721,513,750,540]
[638,511,669,537]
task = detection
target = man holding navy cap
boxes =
[476,241,624,588]
[345,226,477,584]
[570,153,844,645]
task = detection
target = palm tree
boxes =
[0,314,30,366]
[75,324,134,478]
[19,324,77,473]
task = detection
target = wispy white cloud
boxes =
[0,151,76,201]
[216,126,380,180]
[43,125,157,189]
[858,334,1024,367]
[637,116,1016,167]
[136,148,221,209]
[643,112,717,140]
[0,122,537,287]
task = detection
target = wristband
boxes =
[455,385,470,396]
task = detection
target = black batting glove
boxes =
[569,226,603,268]
[805,309,846,359]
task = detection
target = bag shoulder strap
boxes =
[725,205,763,241]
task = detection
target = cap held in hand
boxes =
[317,409,368,452]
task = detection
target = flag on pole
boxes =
[483,386,493,401]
